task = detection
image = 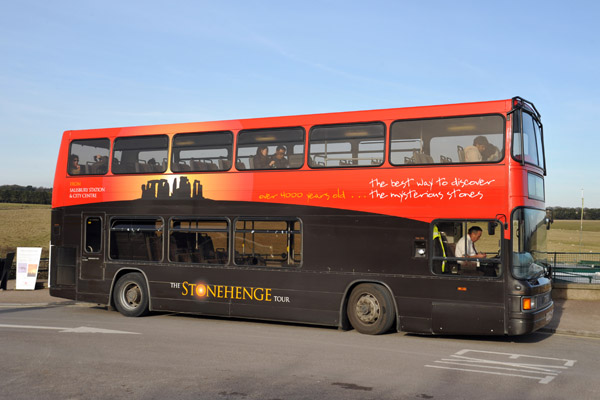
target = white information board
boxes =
[16,247,43,290]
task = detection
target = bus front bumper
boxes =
[508,301,554,335]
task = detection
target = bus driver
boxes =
[455,226,487,266]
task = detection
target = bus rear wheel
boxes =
[113,273,149,317]
[347,283,395,335]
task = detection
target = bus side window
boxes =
[169,219,229,264]
[236,127,305,171]
[234,219,302,267]
[68,139,110,176]
[390,116,504,166]
[112,135,168,175]
[85,217,102,253]
[308,122,385,168]
[432,221,501,277]
[109,218,163,261]
[171,131,233,172]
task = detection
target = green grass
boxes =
[0,204,598,259]
[547,220,600,253]
[0,203,51,257]
[551,219,600,232]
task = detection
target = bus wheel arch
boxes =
[111,270,151,317]
[343,282,397,335]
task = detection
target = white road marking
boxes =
[426,349,576,384]
[0,324,140,335]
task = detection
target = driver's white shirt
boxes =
[455,235,476,264]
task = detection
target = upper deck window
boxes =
[112,135,169,174]
[513,111,545,170]
[308,122,385,168]
[236,127,305,170]
[68,139,110,176]
[390,115,505,165]
[172,131,233,172]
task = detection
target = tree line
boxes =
[0,185,52,204]
[548,207,600,220]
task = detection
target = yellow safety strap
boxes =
[433,226,447,272]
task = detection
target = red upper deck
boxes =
[53,98,545,222]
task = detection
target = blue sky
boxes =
[1,0,598,207]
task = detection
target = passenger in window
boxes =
[473,136,501,161]
[93,155,109,174]
[271,146,289,168]
[455,226,487,266]
[463,146,482,162]
[148,158,160,172]
[69,154,81,174]
[253,145,271,169]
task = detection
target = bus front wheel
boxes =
[113,273,149,317]
[347,283,395,335]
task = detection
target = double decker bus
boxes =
[50,97,552,335]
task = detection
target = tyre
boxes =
[347,283,395,335]
[113,273,150,317]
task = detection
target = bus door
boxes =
[430,220,505,335]
[80,214,105,280]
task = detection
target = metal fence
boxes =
[547,252,600,284]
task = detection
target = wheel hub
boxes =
[355,294,380,324]
[124,284,141,307]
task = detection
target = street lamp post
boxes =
[579,188,584,252]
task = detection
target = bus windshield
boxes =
[512,208,548,280]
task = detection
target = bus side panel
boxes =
[226,269,350,326]
[432,302,505,335]
[151,298,231,317]
[76,279,111,304]
[143,266,354,326]
[397,296,433,334]
[231,303,340,326]
[391,273,505,335]
[49,208,78,300]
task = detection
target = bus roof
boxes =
[62,98,517,138]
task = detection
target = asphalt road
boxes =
[1,304,598,400]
